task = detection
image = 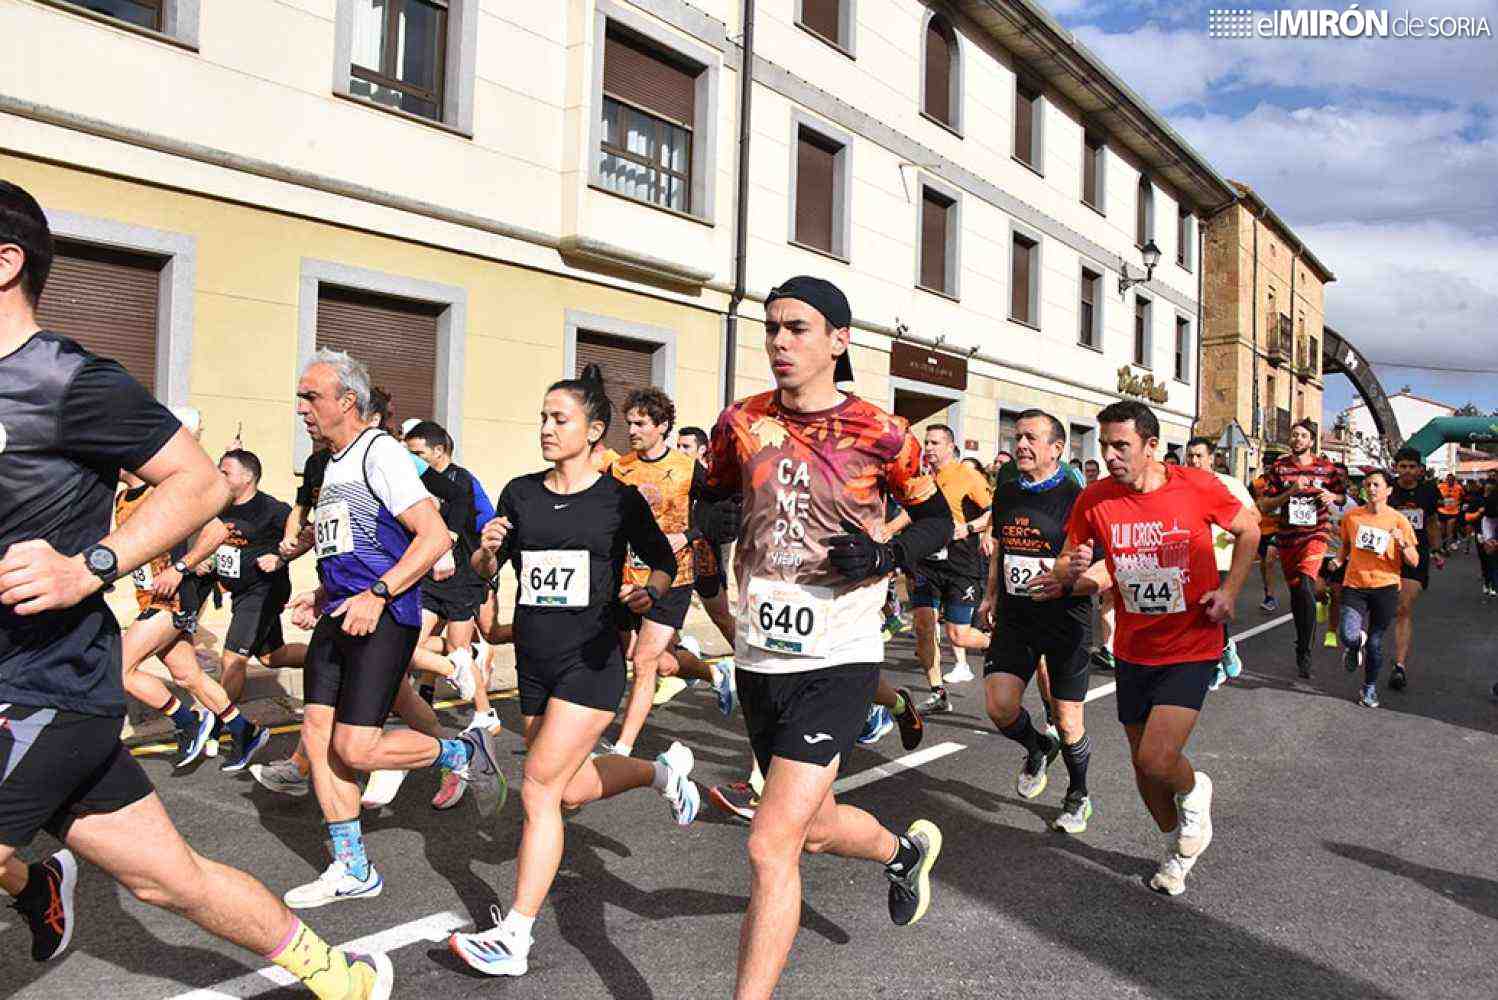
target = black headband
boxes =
[766,275,855,384]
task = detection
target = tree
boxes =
[1454,402,1483,417]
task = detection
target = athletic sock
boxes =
[217,707,252,745]
[998,707,1046,754]
[266,918,360,1000]
[891,693,908,715]
[885,833,921,874]
[327,819,370,881]
[611,742,633,757]
[500,909,536,949]
[953,648,969,670]
[434,737,473,771]
[932,685,947,700]
[163,697,197,732]
[1061,733,1093,798]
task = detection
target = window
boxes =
[918,185,959,297]
[1070,424,1092,463]
[55,0,200,44]
[921,15,960,132]
[790,118,852,259]
[1177,209,1194,269]
[1136,177,1154,246]
[349,0,448,120]
[1175,316,1191,382]
[1079,267,1101,348]
[1010,231,1038,326]
[576,332,657,455]
[1014,81,1042,170]
[1000,409,1021,455]
[75,0,161,29]
[317,286,441,429]
[599,30,698,213]
[1134,295,1152,367]
[37,242,163,392]
[797,0,853,53]
[1082,134,1105,211]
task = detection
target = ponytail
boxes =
[549,363,612,444]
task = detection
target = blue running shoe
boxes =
[1260,594,1278,613]
[711,659,737,718]
[858,705,895,745]
[173,708,216,769]
[220,725,271,773]
[1221,638,1243,679]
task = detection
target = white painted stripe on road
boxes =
[1084,681,1117,702]
[166,910,470,999]
[1231,612,1294,643]
[834,741,965,794]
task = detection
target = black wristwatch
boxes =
[643,583,664,605]
[172,559,190,574]
[82,544,119,586]
[370,580,392,601]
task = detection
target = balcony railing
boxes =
[1267,315,1293,366]
[1264,406,1292,445]
[1296,336,1319,381]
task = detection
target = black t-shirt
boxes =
[0,333,180,716]
[497,472,675,666]
[296,448,332,508]
[423,463,485,597]
[217,490,293,596]
[1485,486,1498,520]
[1390,480,1441,552]
[990,476,1090,627]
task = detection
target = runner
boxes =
[907,424,992,710]
[1326,469,1420,708]
[1477,475,1498,600]
[677,424,740,649]
[1259,422,1346,678]
[606,388,734,757]
[1438,473,1462,554]
[1388,447,1445,691]
[0,180,392,995]
[1249,457,1284,612]
[978,410,1110,834]
[1083,459,1101,485]
[281,349,505,908]
[693,276,951,998]
[1056,399,1259,896]
[1184,436,1255,689]
[1318,463,1360,649]
[448,365,700,977]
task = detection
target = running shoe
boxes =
[449,647,478,702]
[250,758,310,797]
[1343,633,1365,674]
[1316,599,1327,624]
[431,769,465,810]
[917,689,951,716]
[220,725,271,773]
[657,741,700,826]
[1174,772,1213,858]
[892,687,925,750]
[707,781,758,821]
[362,769,408,809]
[598,740,631,757]
[886,819,942,927]
[467,709,502,736]
[346,950,395,999]
[450,905,530,977]
[1323,629,1338,648]
[1044,722,1061,744]
[943,662,975,684]
[457,725,508,817]
[1052,793,1093,835]
[1389,664,1408,691]
[1208,666,1226,692]
[857,705,895,746]
[652,676,689,706]
[1359,684,1379,709]
[882,613,907,639]
[710,660,737,717]
[1260,593,1278,613]
[1222,637,1243,679]
[283,861,383,909]
[1149,848,1199,896]
[1017,733,1061,799]
[1089,647,1115,673]
[203,716,222,758]
[173,708,216,768]
[1296,650,1313,680]
[11,850,76,962]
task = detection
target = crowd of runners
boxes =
[4,178,1497,998]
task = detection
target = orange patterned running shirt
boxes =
[114,485,176,613]
[611,448,702,588]
[705,391,936,674]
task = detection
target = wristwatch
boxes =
[370,580,392,601]
[172,559,189,574]
[643,583,664,605]
[82,544,119,586]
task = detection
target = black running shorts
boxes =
[617,584,693,632]
[985,614,1091,702]
[736,663,879,776]
[421,582,485,624]
[1400,550,1430,591]
[224,582,290,658]
[1114,658,1216,726]
[304,610,420,727]
[516,643,627,718]
[0,704,154,848]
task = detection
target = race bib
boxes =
[215,545,241,580]
[626,547,650,571]
[1354,524,1392,556]
[1286,496,1318,528]
[1003,555,1052,596]
[519,550,589,607]
[131,563,153,590]
[314,501,354,559]
[1400,507,1425,531]
[744,577,832,657]
[1117,566,1186,615]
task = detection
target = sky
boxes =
[1043,0,1498,424]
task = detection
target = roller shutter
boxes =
[35,241,161,393]
[316,286,440,430]
[576,332,656,456]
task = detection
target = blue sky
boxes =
[1045,0,1498,423]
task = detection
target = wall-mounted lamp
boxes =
[1118,239,1161,294]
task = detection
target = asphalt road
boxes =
[6,551,1497,999]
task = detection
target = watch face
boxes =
[88,547,116,572]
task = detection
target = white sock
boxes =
[749,758,765,796]
[651,759,672,792]
[953,648,968,669]
[612,741,633,757]
[501,909,535,947]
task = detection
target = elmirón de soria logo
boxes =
[1208,6,1492,38]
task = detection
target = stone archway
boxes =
[1323,325,1403,449]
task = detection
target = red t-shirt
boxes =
[1067,465,1244,666]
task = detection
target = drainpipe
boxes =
[1250,209,1260,454]
[724,0,756,409]
[1195,218,1204,435]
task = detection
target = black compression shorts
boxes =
[304,610,420,727]
[736,663,878,776]
[516,643,627,718]
[985,615,1091,702]
[1114,658,1215,726]
[421,583,485,624]
[617,584,693,632]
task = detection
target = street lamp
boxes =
[1119,239,1162,294]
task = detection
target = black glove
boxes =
[700,498,742,545]
[827,518,897,582]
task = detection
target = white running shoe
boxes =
[283,861,383,909]
[449,905,530,977]
[1175,772,1214,858]
[657,741,700,826]
[1052,794,1093,834]
[1149,849,1200,896]
[466,709,502,736]
[599,740,631,757]
[943,662,975,684]
[449,647,478,702]
[679,634,705,660]
[710,662,736,717]
[361,769,408,810]
[249,759,310,797]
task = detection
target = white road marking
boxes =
[835,741,965,794]
[1084,681,1117,703]
[1083,612,1293,704]
[166,910,470,999]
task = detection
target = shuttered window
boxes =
[1010,233,1036,325]
[1136,177,1153,246]
[1134,296,1151,367]
[923,19,952,126]
[795,128,838,254]
[1177,210,1193,269]
[36,241,161,392]
[576,332,656,455]
[316,286,440,429]
[1175,317,1191,382]
[1014,83,1038,167]
[1079,267,1100,348]
[1083,134,1104,209]
[599,29,698,213]
[799,0,842,46]
[919,189,952,294]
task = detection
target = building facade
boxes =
[1337,390,1460,476]
[1198,181,1335,477]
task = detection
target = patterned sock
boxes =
[885,833,920,873]
[164,697,197,732]
[433,738,472,771]
[327,819,370,881]
[1061,733,1093,798]
[265,918,360,1000]
[218,707,252,745]
[998,707,1046,754]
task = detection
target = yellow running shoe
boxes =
[653,676,689,706]
[1323,630,1337,648]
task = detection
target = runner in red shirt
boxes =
[1057,400,1260,897]
[1260,419,1346,678]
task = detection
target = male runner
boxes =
[907,425,992,710]
[0,180,392,994]
[677,424,739,648]
[1057,400,1259,896]
[281,349,504,907]
[607,389,734,757]
[1249,456,1284,612]
[979,410,1110,833]
[1185,436,1254,688]
[1083,459,1101,485]
[1260,422,1346,678]
[1438,474,1463,554]
[701,276,951,999]
[1388,447,1445,691]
